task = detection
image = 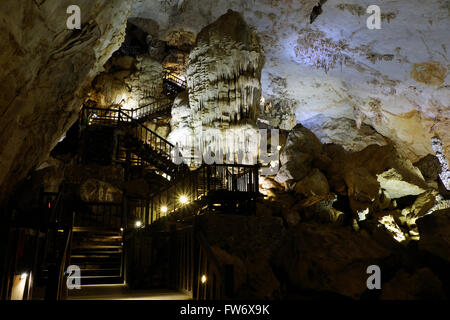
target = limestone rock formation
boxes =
[86,55,165,110]
[197,214,285,299]
[275,123,323,184]
[275,222,392,298]
[417,208,450,263]
[325,144,429,200]
[168,10,266,164]
[294,168,329,197]
[414,154,442,182]
[130,0,449,168]
[187,10,265,126]
[303,115,389,152]
[0,0,133,206]
[381,268,446,300]
[344,167,380,215]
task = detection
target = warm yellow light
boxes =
[201,274,207,284]
[120,228,124,232]
[179,195,188,204]
[20,273,28,280]
[378,215,406,242]
[277,145,282,151]
[161,206,168,213]
[135,221,142,228]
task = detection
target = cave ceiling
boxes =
[130,0,449,162]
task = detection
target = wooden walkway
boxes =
[67,284,191,300]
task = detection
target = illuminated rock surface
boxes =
[0,0,449,300]
[130,0,449,163]
[0,0,133,205]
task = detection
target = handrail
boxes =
[56,227,73,300]
[117,107,177,154]
[131,99,172,117]
[164,71,187,89]
[136,163,259,226]
[81,106,175,149]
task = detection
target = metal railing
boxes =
[81,106,181,170]
[132,164,259,227]
[163,71,187,89]
[74,202,123,229]
[131,100,172,121]
[117,109,176,160]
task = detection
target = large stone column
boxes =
[169,10,265,165]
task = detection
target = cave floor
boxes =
[67,284,191,300]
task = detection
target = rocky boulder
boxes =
[325,144,429,207]
[275,123,323,184]
[380,268,446,300]
[344,167,380,215]
[275,222,392,299]
[303,115,389,152]
[414,154,442,181]
[294,168,329,197]
[416,208,450,263]
[377,168,427,199]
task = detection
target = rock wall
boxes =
[130,0,449,167]
[0,0,133,206]
[86,55,165,110]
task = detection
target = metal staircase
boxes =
[70,227,124,285]
[163,71,187,99]
[80,106,189,180]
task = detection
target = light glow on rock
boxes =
[378,215,406,242]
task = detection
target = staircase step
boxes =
[75,276,124,285]
[71,263,122,271]
[72,245,122,249]
[80,269,122,277]
[73,227,122,233]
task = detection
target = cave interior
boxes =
[0,0,449,301]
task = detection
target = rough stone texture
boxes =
[169,11,265,164]
[432,136,450,190]
[294,168,329,197]
[167,91,194,159]
[275,123,323,184]
[275,222,391,299]
[417,208,450,263]
[64,164,124,203]
[414,154,442,181]
[400,190,438,227]
[344,167,380,215]
[86,55,165,110]
[197,214,285,299]
[130,0,450,164]
[381,268,446,300]
[0,0,133,205]
[187,9,265,126]
[377,168,427,199]
[303,115,389,152]
[325,144,429,200]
